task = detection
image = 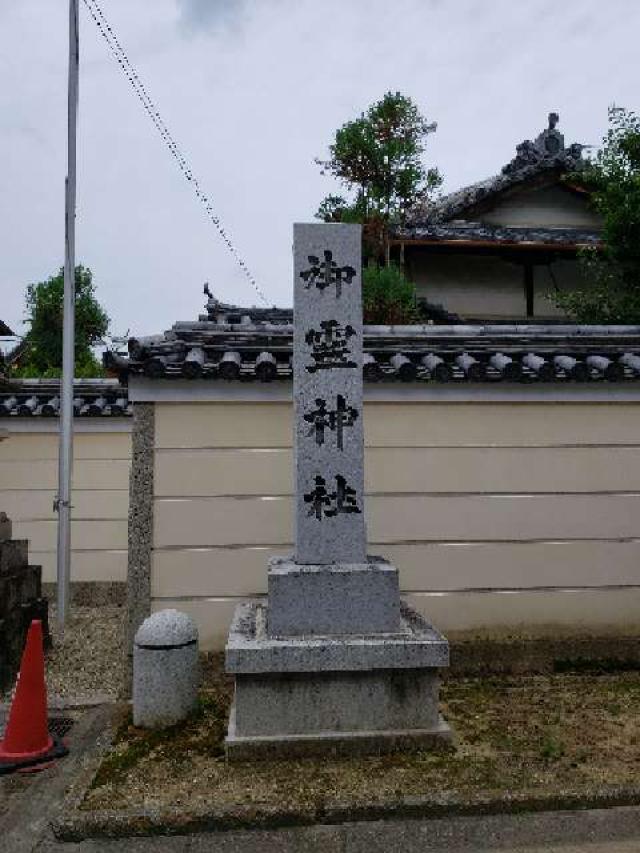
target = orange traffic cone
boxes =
[0,620,68,774]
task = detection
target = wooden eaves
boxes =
[389,238,604,252]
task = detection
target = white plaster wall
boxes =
[480,185,602,229]
[411,253,593,320]
[5,396,637,641]
[0,424,131,582]
[411,254,525,318]
[150,399,640,648]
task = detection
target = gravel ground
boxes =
[83,667,640,814]
[1,605,125,704]
[47,605,125,701]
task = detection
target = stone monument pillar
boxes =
[225,223,451,758]
[293,223,366,565]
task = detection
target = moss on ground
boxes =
[83,670,640,814]
[91,687,229,791]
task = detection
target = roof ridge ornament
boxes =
[502,111,584,176]
[406,114,589,225]
[203,282,220,311]
[535,111,564,156]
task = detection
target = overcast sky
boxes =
[1,0,640,339]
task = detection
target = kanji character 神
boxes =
[303,394,358,450]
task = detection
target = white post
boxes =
[56,0,79,630]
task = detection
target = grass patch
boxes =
[539,734,566,762]
[83,670,640,814]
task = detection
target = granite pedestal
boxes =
[267,556,400,637]
[225,594,452,759]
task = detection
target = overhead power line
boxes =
[82,0,269,306]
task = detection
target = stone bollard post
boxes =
[133,609,199,728]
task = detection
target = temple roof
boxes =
[99,294,640,385]
[393,113,597,248]
[0,379,131,418]
[2,317,640,412]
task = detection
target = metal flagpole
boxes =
[56,0,80,631]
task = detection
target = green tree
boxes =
[14,266,109,377]
[362,264,418,324]
[315,92,441,260]
[553,106,640,322]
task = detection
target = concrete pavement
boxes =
[33,806,640,852]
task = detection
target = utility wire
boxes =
[82,0,269,306]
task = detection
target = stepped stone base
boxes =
[0,514,49,692]
[267,556,400,637]
[225,597,451,760]
[227,703,453,759]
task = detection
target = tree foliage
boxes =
[362,264,418,324]
[553,107,640,322]
[315,92,441,258]
[14,266,109,377]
